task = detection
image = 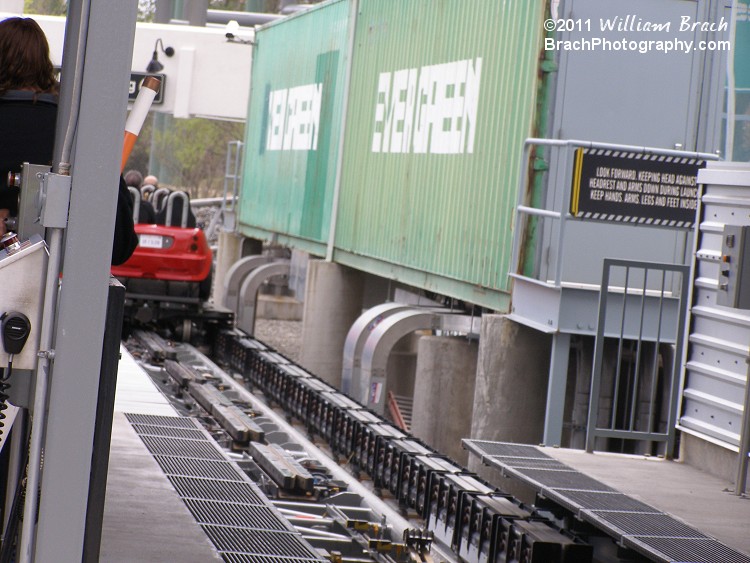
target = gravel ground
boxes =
[195,201,302,359]
[254,318,303,362]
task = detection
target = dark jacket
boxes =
[113,176,139,265]
[0,90,137,265]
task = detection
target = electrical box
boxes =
[17,162,51,240]
[0,234,48,369]
[717,225,750,309]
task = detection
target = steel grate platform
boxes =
[464,439,553,459]
[140,435,227,460]
[153,456,246,482]
[584,510,709,539]
[545,489,658,514]
[220,554,324,563]
[202,526,322,558]
[125,413,325,562]
[132,424,209,440]
[184,499,292,530]
[496,458,570,470]
[509,467,618,492]
[170,476,270,504]
[625,536,750,563]
[463,439,750,563]
[126,413,200,428]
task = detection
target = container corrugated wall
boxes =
[333,1,545,311]
[237,0,350,255]
[237,0,545,311]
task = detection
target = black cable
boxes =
[0,365,9,438]
[0,364,25,563]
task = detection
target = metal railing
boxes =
[387,391,409,431]
[509,138,718,287]
[205,140,243,240]
[585,259,690,458]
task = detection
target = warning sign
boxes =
[570,148,705,228]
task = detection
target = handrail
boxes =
[140,184,155,200]
[387,391,408,431]
[164,191,190,228]
[152,187,170,212]
[510,138,720,288]
[516,205,560,220]
[223,140,243,215]
[127,186,141,224]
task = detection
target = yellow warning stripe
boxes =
[571,148,584,215]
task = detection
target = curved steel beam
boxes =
[223,255,276,313]
[341,303,412,396]
[237,261,290,335]
[359,310,441,413]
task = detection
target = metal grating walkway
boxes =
[125,413,325,563]
[463,440,750,563]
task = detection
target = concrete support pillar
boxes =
[468,316,551,475]
[299,261,364,387]
[411,335,478,465]
[569,337,594,449]
[212,230,243,306]
[543,332,571,447]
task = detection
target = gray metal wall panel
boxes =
[680,162,750,449]
[542,0,720,286]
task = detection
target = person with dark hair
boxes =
[124,169,144,189]
[0,17,58,236]
[0,16,137,263]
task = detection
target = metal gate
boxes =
[586,259,690,458]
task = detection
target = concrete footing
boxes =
[256,294,303,321]
[680,432,747,488]
[411,335,478,465]
[212,230,244,306]
[468,315,551,477]
[299,260,364,387]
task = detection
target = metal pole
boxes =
[586,261,612,453]
[17,228,63,563]
[33,1,138,560]
[735,357,750,496]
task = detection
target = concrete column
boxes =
[299,261,364,388]
[569,336,594,449]
[212,230,243,306]
[468,316,551,475]
[411,335,478,465]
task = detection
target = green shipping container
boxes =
[237,0,350,255]
[238,0,545,312]
[333,0,545,312]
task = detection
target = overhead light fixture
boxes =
[225,20,254,45]
[146,38,174,73]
